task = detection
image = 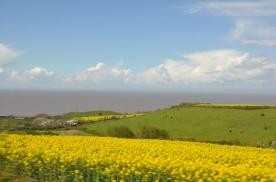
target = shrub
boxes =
[138,126,170,139]
[107,126,135,138]
[34,113,49,118]
[184,137,196,142]
[24,130,58,135]
[213,139,241,146]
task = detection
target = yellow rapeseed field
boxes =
[78,113,144,122]
[179,103,276,109]
[1,134,276,181]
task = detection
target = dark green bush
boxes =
[24,130,58,135]
[212,139,241,146]
[107,126,135,138]
[138,126,170,139]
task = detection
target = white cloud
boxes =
[29,67,54,76]
[63,50,276,85]
[138,49,276,84]
[186,1,276,46]
[63,63,133,83]
[230,20,276,46]
[187,1,276,17]
[241,40,276,46]
[10,67,54,81]
[0,43,22,73]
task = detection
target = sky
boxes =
[1,0,276,93]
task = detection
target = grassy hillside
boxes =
[78,106,276,146]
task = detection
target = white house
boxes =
[66,120,79,126]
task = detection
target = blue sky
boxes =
[1,0,276,92]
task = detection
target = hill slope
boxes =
[78,106,276,146]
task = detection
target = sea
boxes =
[0,90,276,116]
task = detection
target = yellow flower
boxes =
[1,134,276,181]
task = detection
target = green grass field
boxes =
[78,106,276,146]
[1,104,276,147]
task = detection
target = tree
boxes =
[138,126,170,139]
[107,126,135,138]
